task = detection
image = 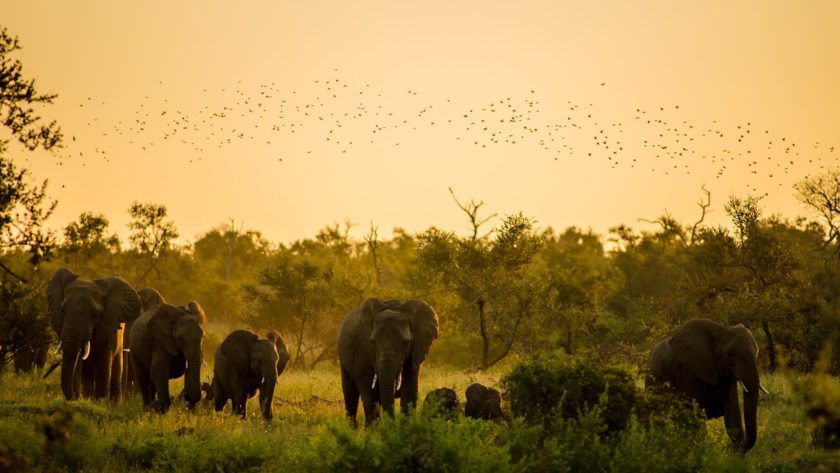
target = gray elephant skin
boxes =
[129,301,206,412]
[465,383,505,421]
[47,267,141,401]
[647,319,762,451]
[121,287,166,396]
[211,329,290,421]
[337,298,439,425]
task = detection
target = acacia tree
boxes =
[795,169,840,256]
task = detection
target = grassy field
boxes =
[0,363,838,472]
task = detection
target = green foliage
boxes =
[302,414,511,473]
[503,355,639,433]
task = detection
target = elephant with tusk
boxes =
[647,319,765,451]
[47,267,141,401]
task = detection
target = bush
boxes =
[301,413,511,472]
[503,355,637,433]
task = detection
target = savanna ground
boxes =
[1,361,839,473]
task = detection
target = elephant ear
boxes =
[94,277,142,324]
[360,298,387,321]
[668,327,719,386]
[185,301,207,330]
[47,267,78,335]
[267,330,291,376]
[401,299,439,367]
[138,287,166,311]
[148,304,184,357]
[222,330,258,375]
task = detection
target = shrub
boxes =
[502,355,637,433]
[301,413,511,472]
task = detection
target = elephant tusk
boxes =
[123,348,130,353]
[54,340,62,355]
[371,374,377,390]
[738,381,748,393]
[202,359,207,367]
[261,377,265,385]
[760,384,770,394]
[82,341,91,360]
[185,361,189,370]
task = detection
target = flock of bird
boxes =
[56,73,836,192]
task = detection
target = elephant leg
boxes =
[81,357,96,398]
[150,352,171,412]
[110,352,122,402]
[340,366,360,425]
[723,381,745,444]
[131,355,153,406]
[213,379,227,412]
[357,373,379,426]
[94,350,114,399]
[399,362,420,414]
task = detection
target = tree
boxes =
[795,169,840,256]
[415,213,544,369]
[126,202,179,286]
[0,28,63,372]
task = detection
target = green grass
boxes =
[1,366,839,472]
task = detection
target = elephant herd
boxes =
[42,267,765,450]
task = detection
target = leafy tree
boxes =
[795,169,840,256]
[126,202,179,286]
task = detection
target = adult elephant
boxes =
[129,301,206,412]
[647,319,766,451]
[211,329,290,420]
[337,298,439,426]
[121,287,166,397]
[47,267,141,401]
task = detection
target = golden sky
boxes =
[4,1,840,243]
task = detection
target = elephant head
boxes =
[138,287,166,312]
[656,319,761,451]
[147,301,206,406]
[267,330,291,376]
[221,330,282,420]
[47,267,141,400]
[362,298,439,416]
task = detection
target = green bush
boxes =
[301,413,511,473]
[503,355,637,433]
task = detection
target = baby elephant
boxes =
[423,387,460,419]
[465,383,505,421]
[212,329,290,421]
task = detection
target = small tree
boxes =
[127,202,179,286]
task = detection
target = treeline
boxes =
[2,176,840,374]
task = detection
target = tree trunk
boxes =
[761,319,777,371]
[477,298,490,369]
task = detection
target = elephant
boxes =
[465,383,505,421]
[47,267,142,401]
[129,301,206,412]
[211,329,290,421]
[423,387,459,419]
[337,298,439,426]
[121,287,166,397]
[647,319,766,451]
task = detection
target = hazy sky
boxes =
[4,1,839,244]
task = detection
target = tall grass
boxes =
[1,364,839,472]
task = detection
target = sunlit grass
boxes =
[2,366,840,471]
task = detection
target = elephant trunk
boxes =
[59,329,86,400]
[376,353,400,417]
[258,369,277,421]
[736,358,760,451]
[183,348,203,407]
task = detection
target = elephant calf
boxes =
[423,387,459,419]
[465,383,505,421]
[212,329,290,421]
